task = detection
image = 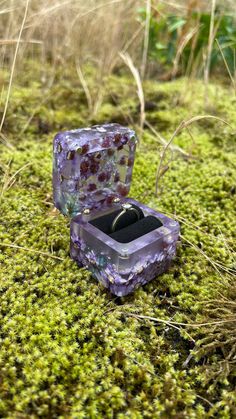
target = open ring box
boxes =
[53,123,180,296]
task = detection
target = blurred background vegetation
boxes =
[0,0,235,125]
[139,1,236,78]
[1,0,236,89]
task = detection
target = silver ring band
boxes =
[111,203,140,233]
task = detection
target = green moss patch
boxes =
[0,71,235,417]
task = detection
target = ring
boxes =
[111,203,140,233]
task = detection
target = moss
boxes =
[0,68,235,417]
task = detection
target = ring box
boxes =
[53,123,180,296]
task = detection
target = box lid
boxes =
[53,123,137,217]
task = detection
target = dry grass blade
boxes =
[0,132,14,149]
[234,48,236,85]
[70,0,126,28]
[172,25,200,78]
[162,211,235,275]
[0,162,32,200]
[119,311,195,342]
[27,0,72,20]
[0,6,16,16]
[20,93,51,135]
[120,52,145,131]
[194,285,236,378]
[181,235,226,280]
[0,39,42,45]
[204,0,216,88]
[122,24,144,55]
[216,39,236,94]
[141,0,151,79]
[144,119,191,158]
[76,62,93,113]
[155,115,231,195]
[122,312,236,328]
[0,159,11,199]
[0,243,64,261]
[157,0,188,11]
[0,0,30,132]
[217,226,236,264]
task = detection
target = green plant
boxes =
[138,7,236,77]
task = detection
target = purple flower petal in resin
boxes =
[53,123,137,217]
[98,172,107,182]
[87,183,97,192]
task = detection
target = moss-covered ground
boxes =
[0,64,236,417]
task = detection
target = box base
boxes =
[70,231,178,297]
[71,243,172,297]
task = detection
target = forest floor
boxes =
[0,62,236,418]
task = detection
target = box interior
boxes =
[89,203,163,243]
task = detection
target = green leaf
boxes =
[155,42,167,50]
[168,18,186,33]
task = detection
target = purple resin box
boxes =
[53,123,180,296]
[53,124,136,217]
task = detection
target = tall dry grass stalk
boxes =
[0,0,142,75]
[204,0,216,88]
[172,24,200,79]
[141,0,151,79]
[0,0,29,132]
[216,39,236,95]
[1,1,236,95]
[120,52,145,131]
[0,0,143,118]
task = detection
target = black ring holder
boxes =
[89,204,163,243]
